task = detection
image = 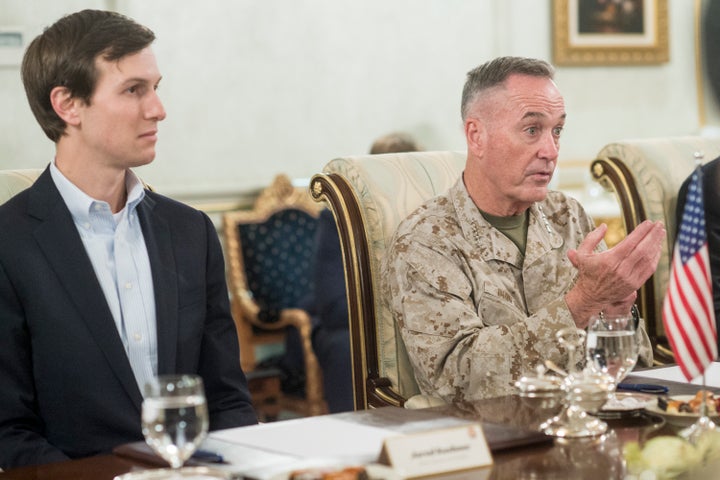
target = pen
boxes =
[191,449,226,464]
[616,383,669,394]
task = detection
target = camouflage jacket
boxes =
[383,177,652,403]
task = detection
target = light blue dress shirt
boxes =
[50,161,158,395]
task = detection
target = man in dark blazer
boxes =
[0,10,257,469]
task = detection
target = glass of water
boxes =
[142,374,209,470]
[586,313,639,401]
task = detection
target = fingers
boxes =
[609,220,664,259]
[610,221,666,288]
[566,221,665,326]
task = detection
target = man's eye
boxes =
[553,127,563,136]
[526,127,538,135]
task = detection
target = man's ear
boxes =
[49,86,81,127]
[464,117,486,158]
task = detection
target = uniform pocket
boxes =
[477,282,521,327]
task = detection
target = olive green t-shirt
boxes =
[479,209,529,254]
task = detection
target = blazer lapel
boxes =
[28,171,143,408]
[137,195,179,375]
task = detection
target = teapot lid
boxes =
[515,365,563,394]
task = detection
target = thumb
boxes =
[568,224,607,268]
[567,248,579,268]
[576,224,607,255]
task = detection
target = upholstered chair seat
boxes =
[223,174,326,419]
[310,151,465,410]
[0,169,43,205]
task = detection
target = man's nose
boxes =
[539,133,559,159]
[146,91,166,121]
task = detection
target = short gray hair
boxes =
[460,56,555,121]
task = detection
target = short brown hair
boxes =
[21,9,155,142]
[460,56,555,121]
[369,132,421,154]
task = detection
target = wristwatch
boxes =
[630,304,640,329]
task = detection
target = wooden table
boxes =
[0,374,714,480]
[0,455,149,480]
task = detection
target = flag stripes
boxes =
[662,165,717,380]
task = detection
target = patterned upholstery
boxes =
[591,136,720,362]
[0,169,43,205]
[239,209,317,325]
[223,174,326,418]
[310,151,465,409]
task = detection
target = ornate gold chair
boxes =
[0,169,43,204]
[591,136,720,363]
[310,151,466,410]
[222,174,326,419]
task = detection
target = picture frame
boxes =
[552,0,669,66]
[698,0,720,128]
[0,28,24,67]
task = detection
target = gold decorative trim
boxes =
[553,0,669,66]
[221,174,327,417]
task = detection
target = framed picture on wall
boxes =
[552,0,669,66]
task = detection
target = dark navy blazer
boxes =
[0,168,257,469]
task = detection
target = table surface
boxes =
[0,373,714,480]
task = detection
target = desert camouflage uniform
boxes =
[383,177,652,404]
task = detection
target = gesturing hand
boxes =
[565,220,666,328]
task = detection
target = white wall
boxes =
[0,0,708,202]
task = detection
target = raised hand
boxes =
[565,220,666,328]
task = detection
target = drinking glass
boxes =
[142,374,209,470]
[586,312,639,402]
[540,328,614,438]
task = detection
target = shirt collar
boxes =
[451,176,562,264]
[50,160,146,223]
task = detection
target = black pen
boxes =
[192,449,226,464]
[617,383,669,394]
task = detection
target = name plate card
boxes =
[378,423,492,478]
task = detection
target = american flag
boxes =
[663,166,717,380]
